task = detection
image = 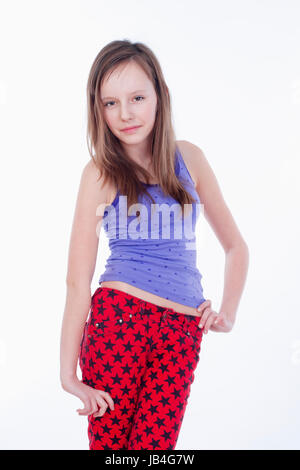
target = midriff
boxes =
[100,281,202,317]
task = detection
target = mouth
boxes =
[120,126,141,133]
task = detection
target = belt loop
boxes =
[162,307,168,319]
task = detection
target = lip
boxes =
[121,125,141,132]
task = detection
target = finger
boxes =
[77,398,92,415]
[101,391,115,411]
[93,395,108,417]
[203,313,219,334]
[214,314,229,330]
[87,398,99,417]
[93,409,104,419]
[78,398,97,417]
[93,405,107,418]
[199,308,213,330]
[196,300,211,315]
[93,399,108,418]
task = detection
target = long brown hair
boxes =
[86,39,196,216]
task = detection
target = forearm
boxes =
[60,283,92,388]
[219,243,249,323]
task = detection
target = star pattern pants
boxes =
[79,286,204,450]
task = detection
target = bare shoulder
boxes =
[175,139,208,187]
[176,139,222,201]
[79,159,114,208]
[81,158,104,190]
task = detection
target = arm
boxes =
[60,159,114,416]
[184,141,249,331]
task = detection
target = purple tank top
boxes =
[99,146,206,308]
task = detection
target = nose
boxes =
[120,102,133,121]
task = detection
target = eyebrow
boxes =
[101,89,148,101]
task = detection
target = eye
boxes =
[134,96,145,102]
[103,96,145,108]
[104,101,115,108]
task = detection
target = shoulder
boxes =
[81,158,102,183]
[175,139,207,187]
[176,139,206,164]
[78,159,112,207]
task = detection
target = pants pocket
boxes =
[166,315,203,349]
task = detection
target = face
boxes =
[100,61,158,151]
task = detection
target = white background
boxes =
[0,0,299,450]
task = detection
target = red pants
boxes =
[79,287,204,450]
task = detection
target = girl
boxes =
[60,40,249,450]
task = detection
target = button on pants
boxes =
[79,286,204,450]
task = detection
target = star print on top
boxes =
[98,145,206,308]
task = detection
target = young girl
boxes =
[60,40,249,450]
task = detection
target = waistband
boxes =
[91,286,201,327]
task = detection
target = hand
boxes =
[195,300,234,334]
[61,375,115,418]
